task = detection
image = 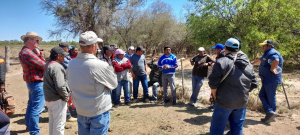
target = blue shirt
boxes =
[124,53,133,59]
[259,48,283,84]
[158,53,178,74]
[129,53,146,76]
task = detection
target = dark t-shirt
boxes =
[130,53,146,76]
[191,55,214,77]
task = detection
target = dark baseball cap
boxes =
[50,47,66,56]
[59,42,69,48]
[136,46,146,52]
[103,45,114,51]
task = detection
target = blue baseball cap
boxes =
[212,44,224,50]
[225,38,240,49]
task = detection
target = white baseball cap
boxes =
[79,31,103,46]
[128,46,134,50]
[198,47,205,51]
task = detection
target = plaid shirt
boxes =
[19,46,46,82]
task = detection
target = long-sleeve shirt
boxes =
[113,57,131,82]
[19,46,46,82]
[67,53,118,117]
[158,53,178,74]
[43,60,70,102]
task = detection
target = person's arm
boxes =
[168,56,178,69]
[190,57,195,66]
[270,59,280,74]
[207,56,215,66]
[157,56,163,70]
[208,61,222,99]
[121,60,132,69]
[92,65,118,91]
[24,49,46,70]
[251,59,261,65]
[144,58,148,75]
[113,60,125,72]
[52,65,69,102]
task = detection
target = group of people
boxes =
[0,30,283,135]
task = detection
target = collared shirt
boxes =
[19,46,46,82]
[67,53,118,117]
[100,54,113,67]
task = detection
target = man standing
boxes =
[209,38,257,134]
[19,32,45,135]
[158,46,178,105]
[130,46,149,102]
[189,47,214,106]
[67,31,118,134]
[100,45,114,67]
[43,47,70,135]
[251,40,283,123]
[58,42,77,123]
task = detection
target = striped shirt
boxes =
[19,46,46,82]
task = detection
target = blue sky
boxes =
[0,0,191,41]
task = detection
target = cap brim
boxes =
[212,47,216,49]
[97,38,103,42]
[258,43,267,46]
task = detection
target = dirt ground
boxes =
[3,46,300,135]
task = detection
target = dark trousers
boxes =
[0,111,10,135]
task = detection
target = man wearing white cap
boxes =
[19,31,45,135]
[189,47,214,106]
[67,31,118,134]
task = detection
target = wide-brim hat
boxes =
[21,32,42,41]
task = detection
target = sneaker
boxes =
[164,99,170,103]
[42,107,48,113]
[150,99,157,103]
[144,98,150,103]
[132,99,138,103]
[113,104,120,108]
[189,101,195,107]
[67,117,77,122]
[261,112,276,124]
[125,102,131,106]
[172,100,176,105]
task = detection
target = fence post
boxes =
[5,46,10,72]
[180,58,185,96]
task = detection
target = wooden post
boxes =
[5,46,10,72]
[181,59,185,96]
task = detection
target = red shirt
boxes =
[19,46,46,82]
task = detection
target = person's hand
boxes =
[211,89,217,100]
[211,63,215,68]
[163,65,168,69]
[132,73,136,79]
[105,86,110,91]
[33,48,41,56]
[0,86,5,92]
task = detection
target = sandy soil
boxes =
[4,52,300,135]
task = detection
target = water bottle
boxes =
[273,66,282,74]
[268,59,282,74]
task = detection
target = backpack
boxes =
[0,89,15,116]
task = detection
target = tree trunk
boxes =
[5,46,10,72]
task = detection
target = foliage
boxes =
[187,0,300,61]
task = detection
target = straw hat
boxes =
[21,32,42,41]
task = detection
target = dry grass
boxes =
[247,94,264,112]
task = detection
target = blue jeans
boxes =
[190,76,204,103]
[77,111,110,135]
[259,82,278,114]
[162,74,176,101]
[0,111,10,135]
[26,82,45,135]
[133,74,149,99]
[114,80,130,104]
[210,103,246,135]
[152,82,159,100]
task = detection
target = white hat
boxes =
[198,47,205,51]
[128,46,134,50]
[21,32,42,41]
[79,31,103,46]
